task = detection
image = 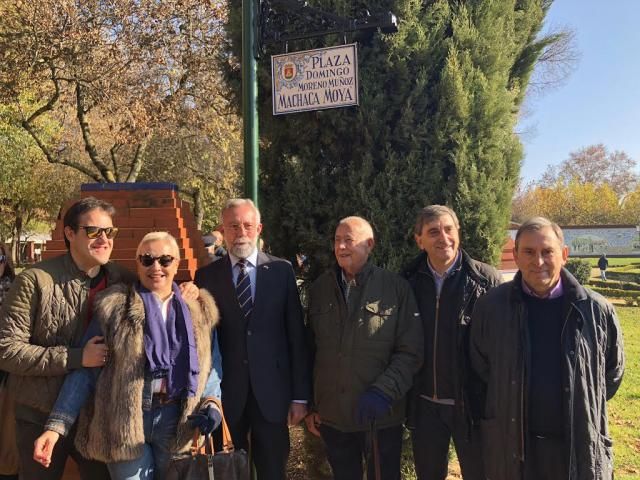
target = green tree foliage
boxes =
[226,0,558,277]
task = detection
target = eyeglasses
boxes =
[138,254,175,268]
[79,226,119,239]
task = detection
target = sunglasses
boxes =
[138,254,175,268]
[79,226,119,239]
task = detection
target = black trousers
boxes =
[523,435,568,480]
[410,400,484,480]
[223,389,289,480]
[15,418,109,480]
[319,424,403,480]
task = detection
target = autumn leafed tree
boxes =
[0,0,231,183]
[513,144,640,225]
[139,112,244,231]
[539,143,639,197]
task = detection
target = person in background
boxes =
[598,253,609,281]
[0,244,18,480]
[305,216,423,480]
[470,217,624,480]
[203,230,226,262]
[0,244,14,304]
[33,232,222,480]
[211,230,226,257]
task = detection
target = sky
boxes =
[518,0,640,184]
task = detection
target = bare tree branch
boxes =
[529,26,580,94]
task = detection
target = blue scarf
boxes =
[137,282,200,399]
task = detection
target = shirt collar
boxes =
[521,277,564,299]
[341,269,357,287]
[427,250,461,280]
[229,248,259,269]
[338,262,373,286]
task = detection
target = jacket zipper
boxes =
[456,284,476,406]
[433,294,440,399]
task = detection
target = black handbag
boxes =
[166,403,249,480]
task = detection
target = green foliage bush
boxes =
[607,270,640,284]
[566,259,592,284]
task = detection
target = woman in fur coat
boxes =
[33,232,222,480]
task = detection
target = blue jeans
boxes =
[107,404,179,480]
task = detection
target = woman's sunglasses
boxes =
[138,254,175,268]
[79,226,119,239]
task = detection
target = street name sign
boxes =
[271,43,358,115]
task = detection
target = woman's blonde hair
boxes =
[136,232,181,260]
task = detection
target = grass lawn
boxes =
[610,307,640,479]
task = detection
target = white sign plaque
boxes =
[271,43,359,115]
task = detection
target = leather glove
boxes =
[188,404,222,434]
[355,387,392,425]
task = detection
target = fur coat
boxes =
[73,283,219,463]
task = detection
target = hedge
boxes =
[588,286,640,299]
[588,280,640,291]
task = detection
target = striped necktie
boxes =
[236,259,253,319]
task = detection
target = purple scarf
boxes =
[138,282,200,399]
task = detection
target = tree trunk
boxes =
[12,207,23,267]
[193,188,204,231]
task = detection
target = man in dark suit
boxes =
[194,198,310,480]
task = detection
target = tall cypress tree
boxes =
[226,0,555,278]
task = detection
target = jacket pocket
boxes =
[309,303,337,340]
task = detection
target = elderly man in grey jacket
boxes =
[305,216,423,480]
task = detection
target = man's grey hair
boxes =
[414,205,460,235]
[514,217,564,250]
[136,231,181,260]
[221,198,261,223]
[337,216,375,241]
